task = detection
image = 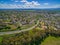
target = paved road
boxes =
[0,20,39,35]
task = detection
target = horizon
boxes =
[0,0,60,9]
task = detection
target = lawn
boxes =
[41,36,60,45]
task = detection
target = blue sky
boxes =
[0,0,60,9]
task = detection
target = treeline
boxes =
[0,28,60,45]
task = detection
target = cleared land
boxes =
[41,36,60,45]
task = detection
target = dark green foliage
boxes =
[1,28,60,45]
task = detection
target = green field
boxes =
[41,36,60,45]
[0,37,3,43]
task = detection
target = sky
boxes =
[0,0,60,9]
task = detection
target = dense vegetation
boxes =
[0,26,60,45]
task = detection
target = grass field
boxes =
[41,36,60,45]
[0,37,3,43]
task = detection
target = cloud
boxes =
[0,0,60,9]
[20,0,27,2]
[40,5,60,9]
[11,0,14,1]
[0,3,60,9]
[20,0,40,8]
[15,1,19,2]
[0,3,23,9]
[25,1,40,6]
[44,3,49,5]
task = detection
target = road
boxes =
[0,20,39,35]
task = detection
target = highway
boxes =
[0,20,39,35]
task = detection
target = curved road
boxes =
[0,20,39,35]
